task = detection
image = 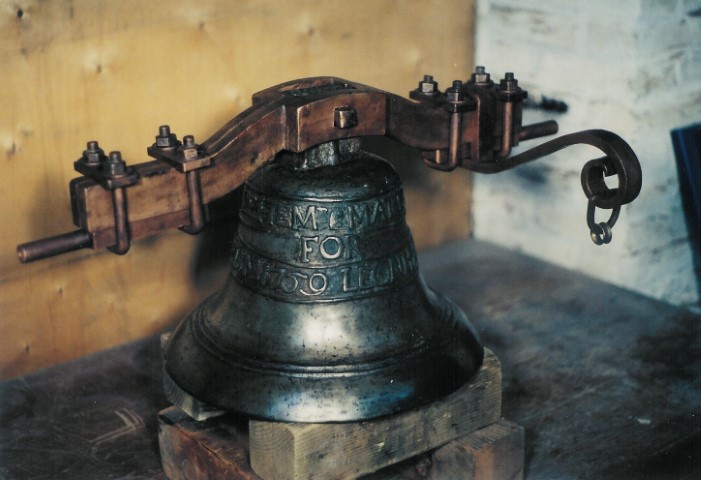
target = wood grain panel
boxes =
[0,0,474,378]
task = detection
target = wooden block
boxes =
[430,419,524,480]
[249,349,501,480]
[158,412,522,480]
[158,407,261,480]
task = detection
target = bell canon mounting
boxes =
[17,69,642,422]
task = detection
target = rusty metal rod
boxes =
[497,101,514,159]
[108,188,130,254]
[446,111,461,171]
[520,120,559,142]
[180,170,205,235]
[17,230,93,263]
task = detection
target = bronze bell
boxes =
[163,139,484,422]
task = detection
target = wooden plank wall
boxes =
[0,0,474,378]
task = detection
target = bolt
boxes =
[470,65,491,85]
[418,74,438,94]
[500,72,519,92]
[179,135,200,162]
[334,106,358,129]
[183,135,196,147]
[82,140,106,166]
[105,151,126,177]
[155,124,179,148]
[445,80,465,102]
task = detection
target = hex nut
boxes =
[82,141,106,165]
[445,80,465,102]
[470,66,491,85]
[500,73,519,92]
[419,75,438,94]
[156,125,180,148]
[156,135,177,148]
[179,135,200,162]
[105,152,126,177]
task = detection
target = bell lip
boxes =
[163,346,485,423]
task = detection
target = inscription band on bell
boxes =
[240,187,405,232]
[230,237,419,302]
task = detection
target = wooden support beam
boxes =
[68,81,457,248]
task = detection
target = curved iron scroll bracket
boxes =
[462,129,642,210]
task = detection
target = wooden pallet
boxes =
[158,349,524,479]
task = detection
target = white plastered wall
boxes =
[473,0,701,306]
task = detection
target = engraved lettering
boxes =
[232,247,254,276]
[294,205,316,229]
[320,236,342,259]
[278,270,299,293]
[275,204,292,228]
[344,192,404,229]
[375,200,387,223]
[358,265,370,289]
[350,203,369,228]
[293,205,327,230]
[346,234,362,259]
[241,190,403,231]
[394,250,408,275]
[300,273,328,296]
[328,207,345,229]
[374,258,393,286]
[341,267,357,292]
[298,234,363,263]
[231,237,418,301]
[299,236,319,263]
